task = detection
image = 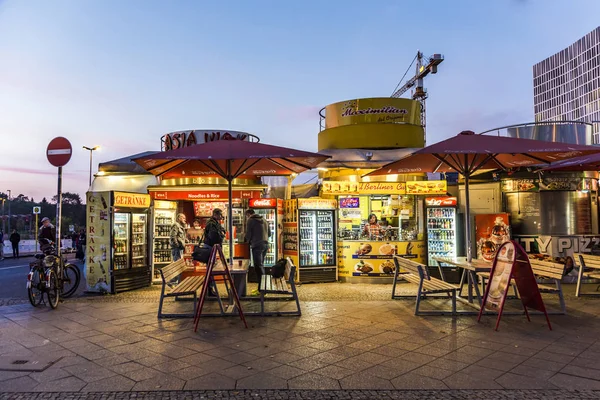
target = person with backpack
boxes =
[245,209,271,294]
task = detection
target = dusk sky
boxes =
[1,0,599,201]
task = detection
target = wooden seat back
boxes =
[284,257,296,282]
[575,253,600,270]
[394,256,429,280]
[529,259,565,280]
[160,259,186,284]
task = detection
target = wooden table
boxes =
[432,256,491,308]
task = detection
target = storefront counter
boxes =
[337,240,426,282]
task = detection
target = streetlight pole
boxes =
[1,198,5,233]
[7,190,11,234]
[83,146,100,187]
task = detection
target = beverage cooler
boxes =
[85,191,152,294]
[248,198,284,266]
[425,197,464,270]
[151,200,178,283]
[293,198,338,283]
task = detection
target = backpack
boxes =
[271,258,287,279]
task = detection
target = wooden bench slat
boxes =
[576,254,600,269]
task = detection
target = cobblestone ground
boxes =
[1,389,600,399]
[2,282,600,398]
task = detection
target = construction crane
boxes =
[391,51,444,143]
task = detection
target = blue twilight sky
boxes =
[1,0,599,200]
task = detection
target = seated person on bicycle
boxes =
[38,217,56,243]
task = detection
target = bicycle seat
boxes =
[34,253,45,260]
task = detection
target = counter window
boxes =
[338,195,423,241]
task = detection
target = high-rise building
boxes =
[533,27,600,143]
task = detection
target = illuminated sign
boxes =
[249,198,277,208]
[150,190,262,200]
[405,180,448,195]
[339,198,360,208]
[425,197,457,207]
[298,198,337,210]
[113,192,151,208]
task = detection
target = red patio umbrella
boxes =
[365,130,600,261]
[133,140,329,263]
[540,152,600,172]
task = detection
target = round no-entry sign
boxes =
[47,137,72,167]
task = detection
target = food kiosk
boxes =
[320,180,440,282]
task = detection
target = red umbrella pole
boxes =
[227,160,234,265]
[465,171,472,262]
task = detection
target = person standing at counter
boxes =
[204,208,225,248]
[170,213,187,261]
[363,213,382,239]
[245,209,270,294]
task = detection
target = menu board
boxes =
[405,180,448,195]
[193,201,229,217]
[86,191,112,293]
[502,179,539,192]
[505,192,540,236]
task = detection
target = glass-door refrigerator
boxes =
[249,198,281,266]
[297,198,337,283]
[152,201,177,282]
[86,191,151,294]
[113,213,130,271]
[111,206,151,293]
[425,197,464,281]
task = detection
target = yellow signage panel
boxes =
[86,192,112,293]
[322,181,406,195]
[337,240,426,278]
[114,192,151,208]
[405,180,448,195]
[325,97,421,130]
[297,198,337,210]
[318,123,425,151]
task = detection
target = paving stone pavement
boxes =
[2,282,600,398]
[1,390,600,399]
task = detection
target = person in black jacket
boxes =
[245,209,271,292]
[202,209,225,296]
[9,230,20,258]
[203,208,225,247]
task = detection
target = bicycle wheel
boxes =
[61,264,80,298]
[28,270,44,307]
[46,270,60,309]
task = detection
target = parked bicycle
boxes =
[27,239,81,308]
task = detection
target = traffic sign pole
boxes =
[35,214,39,252]
[56,167,63,257]
[46,137,72,258]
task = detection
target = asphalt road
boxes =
[0,253,84,299]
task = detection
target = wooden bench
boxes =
[479,259,566,313]
[575,253,600,297]
[158,259,206,318]
[259,257,301,316]
[393,256,458,315]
